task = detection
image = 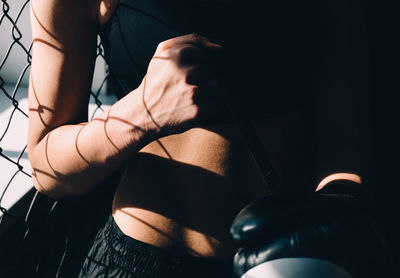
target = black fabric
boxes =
[79,215,233,278]
[99,0,322,120]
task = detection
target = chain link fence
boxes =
[0,0,112,276]
[1,0,399,276]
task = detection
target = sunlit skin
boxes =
[316,173,362,191]
[28,0,372,259]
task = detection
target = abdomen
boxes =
[112,124,269,258]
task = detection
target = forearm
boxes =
[28,33,219,199]
[29,87,151,199]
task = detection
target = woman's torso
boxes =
[113,125,270,258]
[97,0,320,258]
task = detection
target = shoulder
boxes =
[31,0,120,42]
[30,0,115,26]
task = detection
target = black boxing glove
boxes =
[230,182,394,278]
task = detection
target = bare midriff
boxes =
[112,115,304,259]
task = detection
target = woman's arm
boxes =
[28,0,144,199]
[28,0,220,199]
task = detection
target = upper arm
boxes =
[28,0,99,148]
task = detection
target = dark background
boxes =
[368,0,400,267]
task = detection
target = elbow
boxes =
[28,143,51,197]
[30,167,66,200]
[32,179,59,200]
[28,143,73,200]
[31,171,79,200]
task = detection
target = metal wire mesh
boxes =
[0,0,110,275]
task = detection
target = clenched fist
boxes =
[139,33,222,137]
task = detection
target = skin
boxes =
[28,0,369,259]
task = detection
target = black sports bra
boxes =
[99,0,322,120]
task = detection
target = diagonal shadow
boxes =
[30,0,61,42]
[116,209,203,257]
[113,152,248,252]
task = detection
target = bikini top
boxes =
[99,0,322,120]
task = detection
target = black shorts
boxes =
[79,215,233,278]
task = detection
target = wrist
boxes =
[95,90,155,157]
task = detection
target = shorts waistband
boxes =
[102,215,233,277]
[102,215,182,276]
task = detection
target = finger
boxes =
[169,44,205,68]
[185,64,213,85]
[157,33,223,52]
[192,82,225,106]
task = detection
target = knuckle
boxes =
[175,45,203,67]
[189,85,199,96]
[181,44,201,55]
[185,67,198,84]
[190,33,200,42]
[155,43,163,53]
[189,86,200,102]
[191,105,201,119]
[156,40,168,52]
[190,33,203,43]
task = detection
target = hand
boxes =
[138,33,222,137]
